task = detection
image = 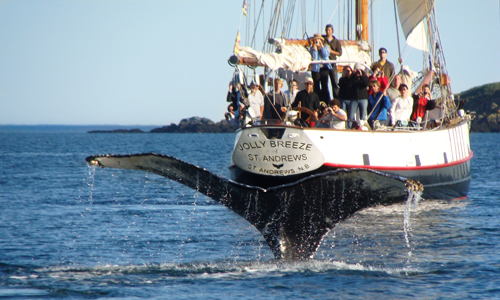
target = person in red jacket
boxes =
[369,62,388,94]
[411,84,436,122]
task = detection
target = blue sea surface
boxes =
[0,126,499,299]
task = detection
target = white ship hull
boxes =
[231,120,472,200]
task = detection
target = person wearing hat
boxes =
[292,76,321,124]
[323,24,342,99]
[309,33,331,106]
[377,47,395,82]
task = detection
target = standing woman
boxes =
[350,64,369,128]
[309,33,331,105]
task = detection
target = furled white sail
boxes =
[396,0,434,52]
[237,44,311,72]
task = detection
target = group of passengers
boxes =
[226,24,436,130]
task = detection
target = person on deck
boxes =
[389,84,413,128]
[262,78,289,120]
[278,69,310,91]
[226,81,244,121]
[386,74,402,125]
[323,24,342,99]
[247,82,264,120]
[377,47,395,82]
[349,63,369,129]
[411,84,436,122]
[338,65,354,113]
[285,79,299,105]
[386,74,402,103]
[318,99,347,129]
[369,62,389,94]
[309,33,331,105]
[292,77,321,125]
[367,80,392,128]
[224,104,235,121]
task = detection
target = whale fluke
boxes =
[86,153,421,260]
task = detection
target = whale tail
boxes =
[86,153,422,260]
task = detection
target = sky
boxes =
[1,0,499,126]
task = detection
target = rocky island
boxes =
[88,117,238,134]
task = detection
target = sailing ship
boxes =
[228,0,472,201]
[87,0,471,259]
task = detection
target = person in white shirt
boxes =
[389,84,413,127]
[319,99,347,129]
[247,82,264,120]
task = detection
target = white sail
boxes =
[396,0,434,51]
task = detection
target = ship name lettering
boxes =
[248,154,259,161]
[238,141,266,151]
[269,140,312,151]
[258,168,296,175]
[262,154,307,162]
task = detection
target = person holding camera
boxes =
[411,84,436,122]
[369,63,388,94]
[309,33,331,105]
[318,99,347,129]
[348,63,369,129]
[338,65,354,113]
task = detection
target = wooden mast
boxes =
[356,0,369,41]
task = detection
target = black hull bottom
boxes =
[230,158,471,201]
[87,153,421,260]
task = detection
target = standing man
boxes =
[262,78,289,120]
[292,77,321,124]
[323,24,342,99]
[377,48,395,82]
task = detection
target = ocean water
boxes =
[0,126,499,299]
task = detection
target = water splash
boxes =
[86,165,97,205]
[403,188,422,266]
